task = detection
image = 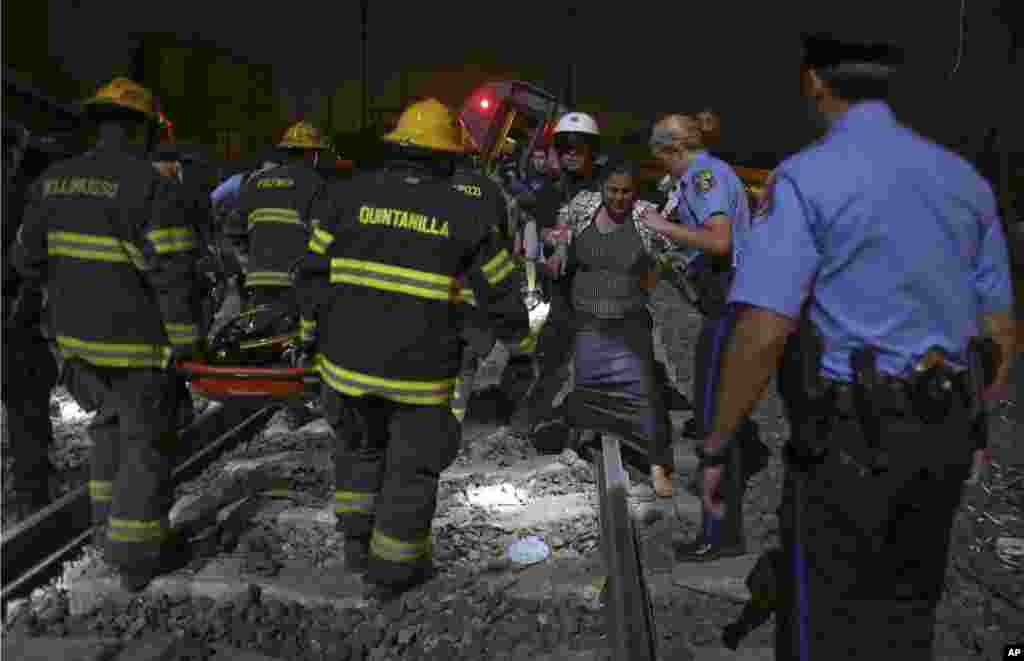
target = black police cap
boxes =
[801,33,905,70]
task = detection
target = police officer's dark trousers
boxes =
[325,389,461,587]
[2,328,58,498]
[693,302,762,545]
[775,387,971,659]
[66,360,178,573]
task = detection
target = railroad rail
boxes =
[585,432,658,661]
[1,401,279,609]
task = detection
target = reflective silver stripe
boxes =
[316,354,455,406]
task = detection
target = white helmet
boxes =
[552,112,600,137]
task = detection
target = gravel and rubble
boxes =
[4,283,1019,660]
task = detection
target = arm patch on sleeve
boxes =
[694,169,715,194]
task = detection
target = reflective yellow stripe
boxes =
[244,271,292,287]
[457,287,477,307]
[300,318,317,342]
[88,480,113,502]
[146,227,195,254]
[329,258,460,303]
[248,208,302,230]
[316,354,455,405]
[370,529,431,563]
[309,227,335,255]
[518,332,538,355]
[481,249,516,286]
[108,517,168,544]
[164,323,198,347]
[57,335,171,369]
[334,490,378,514]
[47,231,147,270]
[451,408,466,422]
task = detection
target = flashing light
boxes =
[479,97,491,110]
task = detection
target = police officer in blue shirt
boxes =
[641,112,769,559]
[700,33,1017,659]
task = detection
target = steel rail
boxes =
[588,433,658,661]
[1,401,278,608]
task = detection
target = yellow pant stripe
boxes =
[369,530,431,563]
[88,480,113,502]
[334,490,378,514]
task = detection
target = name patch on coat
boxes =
[42,177,120,198]
[255,178,295,189]
[359,206,450,237]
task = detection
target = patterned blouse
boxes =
[555,190,678,259]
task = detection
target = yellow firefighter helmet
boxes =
[278,121,329,150]
[383,98,465,153]
[82,78,158,121]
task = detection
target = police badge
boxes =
[694,169,715,194]
[753,172,776,222]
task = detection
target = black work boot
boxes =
[675,512,746,563]
[344,536,370,575]
[120,531,192,592]
[363,565,436,603]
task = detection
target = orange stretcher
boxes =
[176,305,320,403]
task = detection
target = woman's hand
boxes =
[544,253,563,277]
[640,208,672,235]
[542,226,569,245]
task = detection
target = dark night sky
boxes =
[43,0,1024,157]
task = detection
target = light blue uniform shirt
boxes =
[730,101,1014,382]
[210,172,245,208]
[674,150,752,269]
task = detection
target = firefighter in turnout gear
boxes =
[449,155,536,425]
[294,98,529,599]
[233,121,327,314]
[11,78,202,591]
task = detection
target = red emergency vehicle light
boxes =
[177,361,318,402]
[479,98,491,110]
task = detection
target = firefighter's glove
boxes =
[289,255,330,280]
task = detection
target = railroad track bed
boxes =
[1,388,215,533]
[3,398,787,661]
[3,286,1017,660]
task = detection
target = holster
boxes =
[849,347,889,474]
[686,255,733,318]
[777,309,830,469]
